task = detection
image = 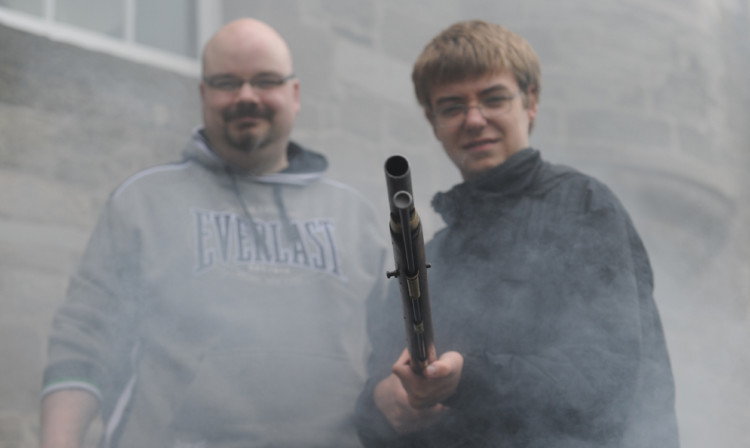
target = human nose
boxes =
[463,104,487,127]
[235,81,261,102]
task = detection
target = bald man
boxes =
[40,18,385,448]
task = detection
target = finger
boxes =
[424,351,463,379]
[392,348,414,380]
[424,360,450,378]
[395,348,411,366]
[410,404,447,429]
[417,403,446,418]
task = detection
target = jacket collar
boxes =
[432,148,542,226]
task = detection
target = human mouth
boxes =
[233,115,261,125]
[462,138,498,152]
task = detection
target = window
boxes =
[0,0,43,17]
[0,0,221,75]
[135,0,197,58]
[55,0,126,40]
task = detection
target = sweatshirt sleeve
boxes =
[42,196,143,407]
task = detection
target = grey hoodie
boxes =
[43,131,387,448]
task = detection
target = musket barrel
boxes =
[385,155,412,217]
[384,155,436,374]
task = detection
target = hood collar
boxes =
[184,128,328,186]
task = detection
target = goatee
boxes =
[222,102,273,153]
[224,129,272,154]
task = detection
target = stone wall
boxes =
[1,1,748,446]
[0,22,201,446]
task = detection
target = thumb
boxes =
[424,360,450,378]
[424,351,463,378]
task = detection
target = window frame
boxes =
[0,0,222,77]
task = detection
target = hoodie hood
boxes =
[183,128,328,186]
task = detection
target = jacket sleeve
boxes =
[42,196,143,411]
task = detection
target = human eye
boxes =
[437,104,466,118]
[208,76,243,91]
[482,95,511,109]
[251,77,284,90]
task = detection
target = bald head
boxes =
[202,18,294,78]
[199,18,300,174]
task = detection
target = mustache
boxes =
[222,103,271,121]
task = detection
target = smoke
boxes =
[1,1,749,447]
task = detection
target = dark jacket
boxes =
[356,148,679,448]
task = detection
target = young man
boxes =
[40,18,385,448]
[356,20,680,447]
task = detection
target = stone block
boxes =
[294,101,340,135]
[0,24,199,130]
[222,0,302,24]
[381,9,440,64]
[566,108,671,150]
[337,83,385,143]
[652,54,712,122]
[333,39,413,107]
[0,169,98,228]
[458,0,526,23]
[0,218,87,276]
[380,0,461,21]
[307,0,377,47]
[0,266,68,321]
[677,123,715,164]
[529,107,563,152]
[285,25,337,103]
[541,72,646,110]
[0,324,43,413]
[0,413,26,448]
[383,103,432,148]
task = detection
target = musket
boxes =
[384,155,436,374]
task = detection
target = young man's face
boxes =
[427,71,538,181]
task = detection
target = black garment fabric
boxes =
[356,148,679,448]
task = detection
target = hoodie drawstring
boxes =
[226,167,300,244]
[272,184,302,243]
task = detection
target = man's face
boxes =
[427,71,538,181]
[200,39,299,167]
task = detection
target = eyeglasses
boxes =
[432,90,521,128]
[203,73,295,92]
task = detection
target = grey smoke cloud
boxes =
[1,1,749,447]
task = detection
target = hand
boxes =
[392,348,464,409]
[373,373,447,434]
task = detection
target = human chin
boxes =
[460,154,506,179]
[224,127,263,153]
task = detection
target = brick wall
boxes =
[1,1,748,446]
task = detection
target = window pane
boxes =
[56,0,124,38]
[135,0,197,58]
[0,0,44,17]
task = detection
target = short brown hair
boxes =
[412,20,541,110]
